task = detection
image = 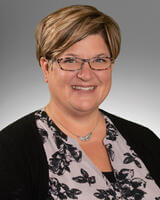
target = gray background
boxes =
[1,0,160,137]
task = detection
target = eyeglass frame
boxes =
[51,56,114,71]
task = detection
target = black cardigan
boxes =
[0,110,160,200]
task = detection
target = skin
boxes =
[40,34,114,171]
[40,34,113,118]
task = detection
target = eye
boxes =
[63,57,76,63]
[93,57,108,63]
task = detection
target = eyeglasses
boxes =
[52,56,114,71]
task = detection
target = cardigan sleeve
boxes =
[0,130,32,199]
[0,112,49,200]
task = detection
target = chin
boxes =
[71,101,99,113]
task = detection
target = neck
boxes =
[45,101,102,137]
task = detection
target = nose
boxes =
[77,62,93,81]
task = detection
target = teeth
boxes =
[72,86,95,91]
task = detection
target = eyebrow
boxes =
[63,53,109,58]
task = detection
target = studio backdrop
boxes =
[1,0,160,137]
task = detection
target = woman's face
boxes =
[41,34,114,114]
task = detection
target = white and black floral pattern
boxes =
[35,109,160,199]
[49,141,82,176]
[72,168,96,186]
[48,177,82,199]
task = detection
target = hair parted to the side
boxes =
[35,5,121,65]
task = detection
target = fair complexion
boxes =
[40,34,114,171]
[40,34,113,118]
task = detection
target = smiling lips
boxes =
[72,85,96,91]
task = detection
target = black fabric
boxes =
[0,110,160,199]
[102,172,116,183]
[0,112,49,200]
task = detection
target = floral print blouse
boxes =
[35,109,160,200]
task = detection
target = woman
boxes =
[0,4,160,200]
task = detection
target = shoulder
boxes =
[100,108,160,162]
[100,109,160,186]
[0,109,45,172]
[0,110,49,199]
[0,111,39,147]
[100,109,160,144]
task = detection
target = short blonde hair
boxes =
[35,5,121,65]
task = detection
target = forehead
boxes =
[61,34,110,58]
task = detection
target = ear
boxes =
[40,57,50,82]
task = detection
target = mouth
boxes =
[72,85,96,91]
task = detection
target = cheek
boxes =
[100,71,112,86]
[107,72,112,86]
[47,69,75,92]
[99,72,112,99]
